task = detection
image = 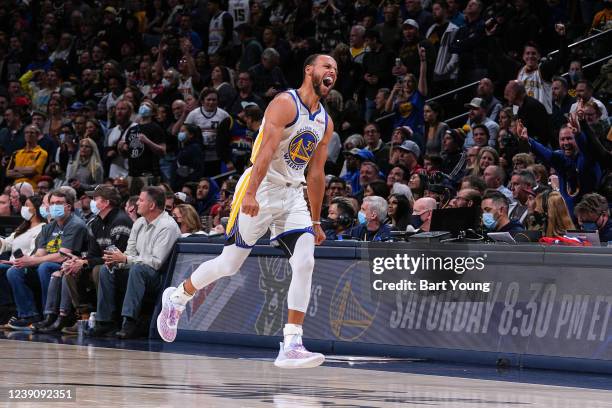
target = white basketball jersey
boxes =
[229,0,250,26]
[209,11,231,55]
[251,89,328,185]
[518,67,552,114]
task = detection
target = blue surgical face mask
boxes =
[483,212,497,230]
[162,78,171,88]
[49,204,65,219]
[59,133,66,143]
[358,211,367,225]
[178,131,187,142]
[138,105,152,117]
[39,206,49,219]
[410,214,424,229]
[581,222,598,231]
[90,199,100,215]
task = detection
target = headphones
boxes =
[333,199,355,229]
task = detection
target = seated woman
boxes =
[65,138,104,193]
[172,204,206,237]
[386,193,412,231]
[526,191,575,237]
[0,195,46,326]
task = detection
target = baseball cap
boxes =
[344,148,375,162]
[69,101,84,111]
[464,97,486,109]
[395,140,421,158]
[86,185,121,206]
[402,19,419,30]
[241,101,258,110]
[104,6,118,15]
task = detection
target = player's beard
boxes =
[312,74,326,100]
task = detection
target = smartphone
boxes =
[13,249,23,259]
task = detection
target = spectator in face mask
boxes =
[172,204,205,238]
[481,190,524,234]
[346,196,391,241]
[0,195,46,326]
[9,182,34,215]
[408,197,436,232]
[324,197,356,240]
[574,193,612,244]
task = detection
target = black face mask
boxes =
[533,212,547,226]
[320,218,335,231]
[410,214,424,229]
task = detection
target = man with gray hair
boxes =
[509,169,536,225]
[346,195,391,241]
[249,48,288,102]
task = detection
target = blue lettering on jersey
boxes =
[284,130,317,170]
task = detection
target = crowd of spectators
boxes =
[0,0,610,337]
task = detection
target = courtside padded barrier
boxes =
[151,238,612,374]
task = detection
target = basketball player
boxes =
[157,54,337,369]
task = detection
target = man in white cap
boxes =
[463,97,499,149]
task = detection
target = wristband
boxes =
[312,221,321,225]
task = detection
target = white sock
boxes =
[170,281,194,307]
[283,323,303,349]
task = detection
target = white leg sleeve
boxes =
[190,244,251,290]
[287,233,315,313]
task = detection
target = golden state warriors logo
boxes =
[284,130,317,170]
[330,261,379,341]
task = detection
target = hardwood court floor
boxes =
[0,337,611,408]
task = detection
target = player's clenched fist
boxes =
[241,193,259,217]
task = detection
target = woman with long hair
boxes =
[1,195,46,326]
[423,101,449,155]
[172,204,205,237]
[44,97,70,138]
[527,191,575,237]
[364,180,390,199]
[408,173,428,200]
[387,193,412,231]
[208,65,236,110]
[84,119,105,153]
[471,146,499,177]
[65,138,104,191]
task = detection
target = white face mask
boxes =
[20,206,33,221]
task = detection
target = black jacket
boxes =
[85,208,133,267]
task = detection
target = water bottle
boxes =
[88,312,96,330]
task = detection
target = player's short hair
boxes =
[303,54,323,77]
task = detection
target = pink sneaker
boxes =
[274,342,325,369]
[157,287,185,342]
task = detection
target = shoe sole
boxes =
[157,287,178,343]
[7,324,35,331]
[274,354,325,369]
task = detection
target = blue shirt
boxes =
[346,224,391,242]
[392,91,425,143]
[529,133,601,215]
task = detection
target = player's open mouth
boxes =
[323,77,334,88]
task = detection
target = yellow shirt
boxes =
[7,145,48,186]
